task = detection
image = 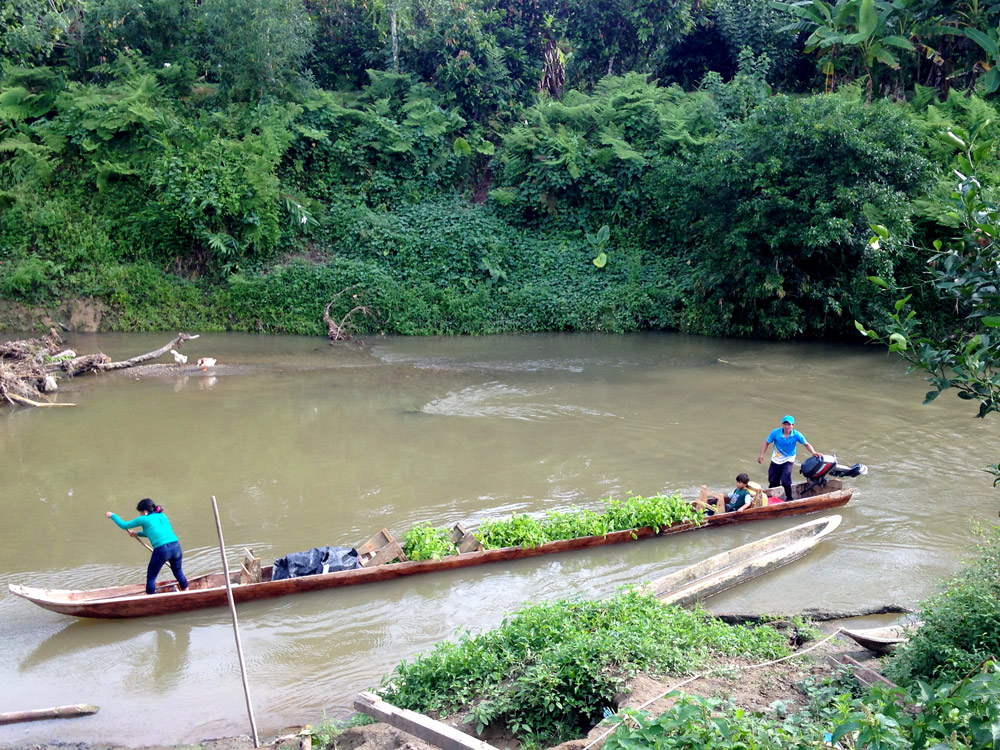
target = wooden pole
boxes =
[211,495,260,748]
[0,704,98,725]
[130,532,154,552]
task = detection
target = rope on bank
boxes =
[581,628,846,750]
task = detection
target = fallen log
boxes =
[0,703,99,725]
[1,331,200,408]
[711,604,913,625]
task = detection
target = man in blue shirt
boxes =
[757,415,821,503]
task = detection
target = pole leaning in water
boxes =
[211,495,260,748]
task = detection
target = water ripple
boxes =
[422,382,617,421]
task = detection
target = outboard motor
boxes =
[800,453,868,493]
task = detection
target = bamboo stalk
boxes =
[211,495,260,748]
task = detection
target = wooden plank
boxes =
[354,692,500,750]
[0,704,98,725]
[827,654,897,688]
[358,530,408,566]
[450,524,483,554]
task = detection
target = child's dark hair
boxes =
[736,473,750,484]
[136,498,163,513]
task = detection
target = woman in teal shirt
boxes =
[106,499,189,595]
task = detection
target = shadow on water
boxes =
[20,619,194,678]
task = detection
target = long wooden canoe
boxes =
[8,481,852,619]
[645,514,842,607]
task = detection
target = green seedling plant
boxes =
[401,522,459,560]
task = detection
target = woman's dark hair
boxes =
[136,498,163,513]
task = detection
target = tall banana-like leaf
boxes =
[858,0,878,37]
[966,27,1000,94]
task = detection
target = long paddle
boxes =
[127,530,154,552]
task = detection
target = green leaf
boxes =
[832,720,861,743]
[453,137,472,157]
[867,276,889,288]
[889,332,908,351]
[870,224,890,239]
[858,0,877,38]
[597,225,610,244]
[981,316,1000,327]
[966,28,999,61]
[983,68,1000,95]
[872,46,900,69]
[593,252,607,268]
[883,35,915,51]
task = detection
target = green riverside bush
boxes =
[378,591,789,748]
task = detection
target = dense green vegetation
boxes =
[885,524,1000,685]
[375,525,1000,750]
[377,591,791,747]
[858,117,1000,484]
[400,493,703,560]
[3,0,1000,338]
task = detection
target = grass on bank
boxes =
[376,591,790,748]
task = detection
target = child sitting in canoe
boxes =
[695,474,765,515]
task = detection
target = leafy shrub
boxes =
[492,74,717,227]
[603,663,1000,750]
[668,90,930,339]
[885,525,1000,685]
[0,256,64,302]
[379,591,790,747]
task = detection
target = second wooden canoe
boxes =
[645,514,842,607]
[840,623,921,654]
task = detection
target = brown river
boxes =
[0,332,996,746]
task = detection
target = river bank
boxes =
[0,625,887,750]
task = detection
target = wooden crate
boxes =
[357,529,407,567]
[449,523,483,554]
[239,548,262,584]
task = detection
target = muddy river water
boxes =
[0,332,995,746]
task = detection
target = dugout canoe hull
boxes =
[646,514,842,607]
[8,484,852,619]
[840,622,920,655]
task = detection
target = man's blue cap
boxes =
[782,415,795,424]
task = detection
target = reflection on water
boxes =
[0,332,996,746]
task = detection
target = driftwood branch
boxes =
[1,331,201,408]
[95,332,200,371]
[323,287,377,343]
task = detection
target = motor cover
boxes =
[800,454,837,480]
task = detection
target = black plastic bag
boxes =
[271,546,360,581]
